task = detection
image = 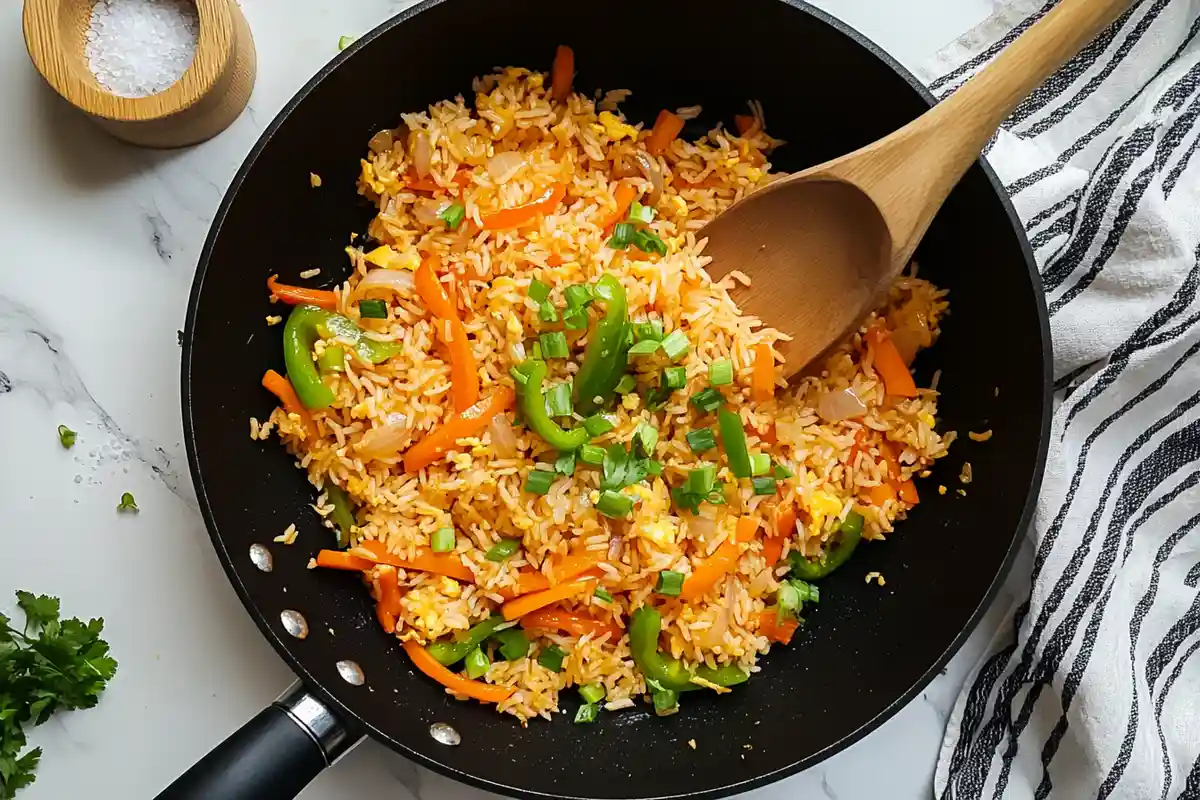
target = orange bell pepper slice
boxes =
[315,550,373,571]
[550,45,574,103]
[405,168,472,193]
[645,109,684,156]
[520,607,622,641]
[752,343,775,402]
[680,517,759,602]
[866,325,918,398]
[403,640,515,704]
[481,183,567,231]
[757,610,799,644]
[600,180,636,232]
[374,566,403,634]
[261,370,316,440]
[763,505,796,568]
[414,256,458,319]
[267,274,338,311]
[878,440,920,504]
[403,388,515,473]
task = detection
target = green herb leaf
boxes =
[56,425,77,449]
[437,202,466,230]
[116,492,138,513]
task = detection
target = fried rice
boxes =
[261,53,954,723]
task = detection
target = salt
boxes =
[85,0,199,98]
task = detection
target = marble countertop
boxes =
[0,0,1021,797]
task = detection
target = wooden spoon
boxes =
[703,0,1134,376]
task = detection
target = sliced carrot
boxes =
[734,114,758,136]
[757,610,799,645]
[680,517,759,603]
[645,109,685,156]
[415,256,458,319]
[520,607,622,641]
[406,169,472,193]
[267,274,338,311]
[600,180,637,232]
[403,387,515,473]
[261,370,316,440]
[550,45,574,103]
[352,540,475,583]
[315,550,374,571]
[752,343,775,402]
[502,554,601,598]
[866,325,918,398]
[403,640,516,704]
[374,566,403,634]
[436,317,480,412]
[481,183,567,231]
[502,578,596,621]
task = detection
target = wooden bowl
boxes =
[22,0,256,148]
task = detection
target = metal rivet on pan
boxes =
[429,722,461,746]
[336,659,365,686]
[280,610,308,639]
[249,544,273,572]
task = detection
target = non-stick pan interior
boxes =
[183,0,1050,797]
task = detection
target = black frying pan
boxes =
[169,0,1052,797]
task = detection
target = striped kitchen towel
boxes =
[918,0,1200,798]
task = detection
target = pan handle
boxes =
[155,683,360,800]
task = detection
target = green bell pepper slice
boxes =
[283,305,403,409]
[788,511,864,580]
[629,607,748,693]
[573,274,629,414]
[516,359,590,452]
[426,615,510,667]
[324,483,356,549]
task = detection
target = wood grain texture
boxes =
[702,0,1135,376]
[22,0,256,148]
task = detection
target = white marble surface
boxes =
[0,0,1022,797]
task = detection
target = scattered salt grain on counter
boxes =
[86,0,199,98]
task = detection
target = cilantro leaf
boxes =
[14,594,57,632]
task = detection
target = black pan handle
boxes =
[155,683,360,800]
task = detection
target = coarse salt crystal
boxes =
[86,0,199,98]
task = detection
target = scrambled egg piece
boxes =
[360,160,385,194]
[919,412,936,428]
[636,518,678,548]
[365,245,420,271]
[598,111,637,141]
[805,491,843,536]
[506,314,524,339]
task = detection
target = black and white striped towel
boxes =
[916,0,1200,797]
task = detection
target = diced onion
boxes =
[413,132,432,178]
[889,312,932,365]
[487,151,526,183]
[687,512,718,550]
[351,269,415,302]
[634,151,664,207]
[817,388,867,422]
[700,576,738,648]
[368,129,395,155]
[355,415,412,460]
[487,414,519,459]
[413,198,451,226]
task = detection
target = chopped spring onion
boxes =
[646,459,664,477]
[358,298,388,319]
[537,643,567,673]
[579,683,606,704]
[57,424,77,449]
[493,628,530,660]
[633,320,664,342]
[608,222,635,249]
[438,202,466,230]
[431,527,456,553]
[545,382,573,417]
[792,579,819,604]
[579,444,606,466]
[530,342,543,360]
[117,492,138,512]
[584,414,615,437]
[540,331,569,359]
[686,428,717,453]
[615,374,637,394]
[634,424,658,457]
[656,570,684,596]
[596,489,634,519]
[525,469,557,495]
[690,387,724,414]
[627,339,661,357]
[338,35,356,50]
[718,407,752,478]
[593,587,614,603]
[709,358,734,386]
[509,365,529,386]
[318,344,346,374]
[528,279,551,303]
[663,366,687,390]
[627,201,655,225]
[563,308,588,330]
[554,450,577,476]
[632,229,669,257]
[485,538,521,562]
[465,647,490,679]
[774,462,795,480]
[687,464,716,497]
[751,476,778,495]
[660,330,689,361]
[652,688,679,714]
[671,486,701,514]
[750,453,771,476]
[538,302,560,323]
[777,582,803,621]
[574,703,600,724]
[564,284,594,309]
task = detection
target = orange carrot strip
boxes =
[266,274,338,311]
[752,343,775,402]
[520,607,622,641]
[436,317,480,412]
[405,169,472,193]
[374,566,402,634]
[502,578,596,621]
[261,370,316,440]
[866,326,918,398]
[415,256,458,319]
[502,554,601,598]
[551,45,574,103]
[315,550,374,571]
[403,640,516,704]
[646,109,685,156]
[600,180,637,232]
[481,183,567,231]
[680,517,759,603]
[757,610,799,644]
[352,540,475,583]
[403,388,515,473]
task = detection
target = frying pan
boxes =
[169,0,1052,797]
